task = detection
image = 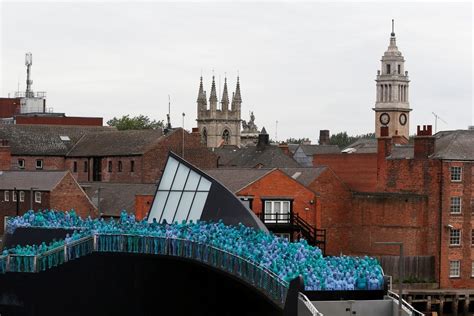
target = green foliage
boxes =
[329,132,376,149]
[107,115,164,131]
[285,137,311,144]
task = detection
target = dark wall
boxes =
[0,253,281,316]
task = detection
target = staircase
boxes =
[257,212,326,255]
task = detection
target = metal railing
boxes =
[298,292,324,316]
[0,233,289,308]
[387,290,424,316]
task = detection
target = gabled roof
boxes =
[343,138,377,154]
[81,182,156,217]
[203,168,272,192]
[215,145,300,168]
[280,167,328,187]
[388,145,414,160]
[0,170,68,191]
[67,129,163,157]
[432,129,474,160]
[0,124,113,156]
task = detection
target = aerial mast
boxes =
[25,52,33,98]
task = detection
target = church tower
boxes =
[373,20,411,140]
[196,76,242,148]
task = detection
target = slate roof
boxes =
[0,124,113,156]
[432,130,474,160]
[203,168,272,192]
[81,182,157,217]
[67,129,163,157]
[215,145,300,168]
[343,138,377,154]
[0,171,68,190]
[388,145,414,160]
[280,167,328,187]
[299,144,341,155]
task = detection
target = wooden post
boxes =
[453,294,459,316]
[427,295,432,312]
[463,294,469,316]
[440,295,445,316]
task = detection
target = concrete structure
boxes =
[373,21,411,140]
[196,76,241,148]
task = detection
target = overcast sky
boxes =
[1,1,472,143]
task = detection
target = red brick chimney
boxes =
[414,125,435,159]
[278,143,291,156]
[391,129,409,145]
[0,139,11,171]
[319,130,330,145]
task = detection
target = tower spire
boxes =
[391,19,395,36]
[196,76,207,110]
[209,75,218,111]
[221,77,229,111]
[234,76,242,102]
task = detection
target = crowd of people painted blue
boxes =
[4,210,384,291]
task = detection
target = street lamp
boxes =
[374,241,404,316]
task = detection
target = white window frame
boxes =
[450,260,461,278]
[449,229,461,246]
[264,200,291,223]
[450,166,462,182]
[12,191,17,202]
[471,261,474,278]
[19,191,25,202]
[4,191,9,202]
[35,191,41,203]
[450,197,462,214]
[18,159,25,169]
[36,159,43,170]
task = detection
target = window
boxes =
[118,161,122,172]
[84,161,88,173]
[36,159,43,170]
[18,159,25,169]
[398,64,401,74]
[108,161,112,172]
[4,191,9,202]
[73,161,77,173]
[19,191,24,202]
[450,229,461,246]
[386,64,391,74]
[130,160,135,172]
[450,197,462,214]
[264,200,291,223]
[450,260,461,278]
[222,129,230,145]
[12,191,17,202]
[35,192,41,203]
[472,230,474,246]
[450,166,462,182]
[472,261,474,277]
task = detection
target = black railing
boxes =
[257,212,326,255]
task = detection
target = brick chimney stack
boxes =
[414,125,435,159]
[0,139,11,171]
[319,130,330,145]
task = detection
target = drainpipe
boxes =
[438,160,443,288]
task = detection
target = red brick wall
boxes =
[0,141,11,171]
[15,116,103,126]
[142,129,218,183]
[0,189,50,234]
[236,169,318,227]
[49,172,98,218]
[0,98,21,118]
[314,154,378,192]
[308,168,353,255]
[11,156,65,171]
[66,157,143,183]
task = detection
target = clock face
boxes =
[399,113,407,126]
[380,113,390,125]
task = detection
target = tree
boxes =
[107,115,164,131]
[329,132,375,149]
[285,137,311,144]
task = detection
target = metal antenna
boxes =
[25,52,33,98]
[275,120,278,142]
[432,112,448,133]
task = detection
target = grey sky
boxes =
[1,1,472,143]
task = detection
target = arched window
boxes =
[202,128,207,146]
[222,129,230,145]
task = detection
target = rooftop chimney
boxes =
[257,127,269,150]
[319,130,330,145]
[414,125,435,159]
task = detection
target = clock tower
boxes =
[373,20,411,140]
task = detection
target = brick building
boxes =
[0,170,97,233]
